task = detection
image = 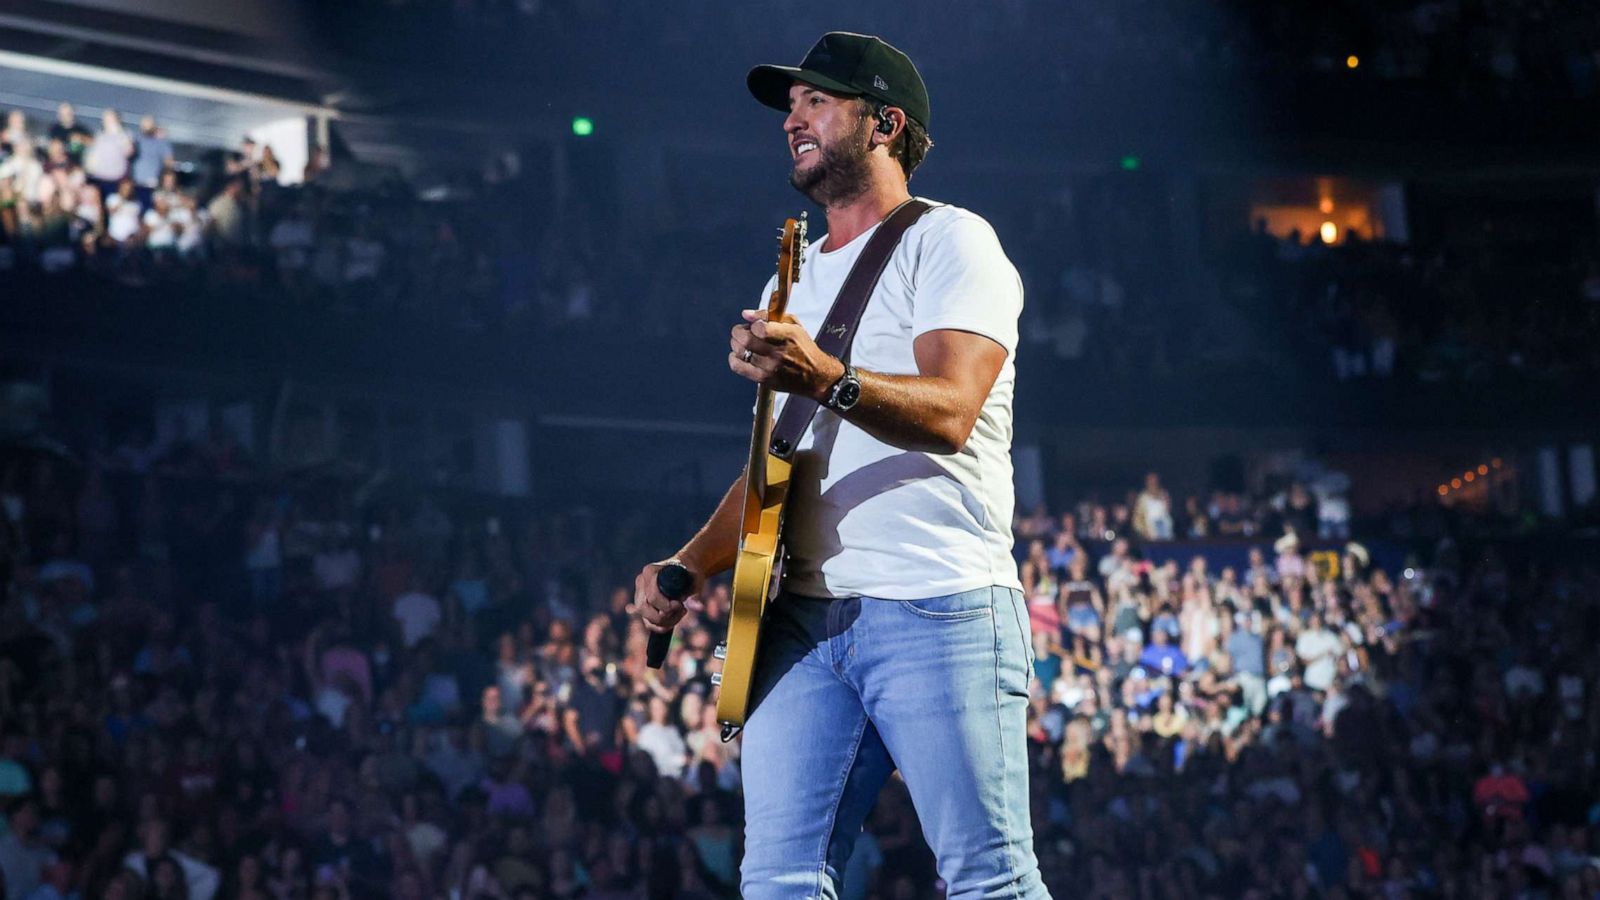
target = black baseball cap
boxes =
[748,32,930,129]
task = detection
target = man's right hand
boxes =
[634,558,707,634]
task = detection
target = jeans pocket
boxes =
[898,588,995,621]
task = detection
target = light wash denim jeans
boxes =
[739,586,1051,900]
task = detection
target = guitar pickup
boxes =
[712,642,727,660]
[710,673,723,687]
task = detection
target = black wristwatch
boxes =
[825,363,862,412]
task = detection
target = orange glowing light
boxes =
[1437,485,1448,496]
[1451,478,1462,489]
[1346,55,1360,69]
[1491,458,1503,468]
[1464,472,1475,483]
[1477,465,1488,475]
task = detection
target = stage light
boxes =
[1319,197,1334,214]
[1478,465,1488,475]
[1320,221,1338,244]
[1464,472,1475,483]
[572,117,595,137]
[1491,458,1503,468]
[1120,155,1141,171]
[1451,478,1462,489]
[1346,55,1360,69]
[1437,485,1448,496]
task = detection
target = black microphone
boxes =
[646,563,694,669]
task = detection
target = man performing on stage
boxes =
[635,31,1049,899]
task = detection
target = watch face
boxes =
[836,379,862,409]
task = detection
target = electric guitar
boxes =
[712,213,807,739]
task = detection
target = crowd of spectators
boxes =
[0,411,1593,899]
[1,103,214,274]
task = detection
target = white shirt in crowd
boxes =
[636,721,688,780]
[143,207,177,249]
[105,193,142,242]
[766,200,1025,599]
[123,849,219,900]
[393,590,442,648]
[1295,626,1343,692]
[173,205,205,255]
[84,131,133,182]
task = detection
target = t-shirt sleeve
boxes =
[909,213,1023,355]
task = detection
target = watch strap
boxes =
[769,198,934,459]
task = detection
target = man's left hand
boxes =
[730,309,845,401]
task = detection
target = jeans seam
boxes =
[815,703,871,899]
[990,586,1026,898]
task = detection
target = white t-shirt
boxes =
[143,208,176,248]
[393,591,442,648]
[764,200,1024,600]
[1295,628,1343,691]
[106,194,141,242]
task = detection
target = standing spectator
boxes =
[0,139,43,206]
[204,177,250,249]
[243,497,283,608]
[1,109,28,154]
[0,797,52,899]
[83,109,134,200]
[1133,472,1174,540]
[131,115,174,208]
[46,103,89,162]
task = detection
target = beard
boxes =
[789,115,873,207]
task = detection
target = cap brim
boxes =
[747,65,862,113]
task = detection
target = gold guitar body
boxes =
[714,215,806,736]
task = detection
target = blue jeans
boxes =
[740,586,1050,899]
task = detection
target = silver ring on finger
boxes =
[741,349,754,363]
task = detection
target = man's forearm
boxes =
[830,363,979,455]
[676,470,746,577]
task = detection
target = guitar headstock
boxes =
[769,212,807,317]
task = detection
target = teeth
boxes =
[795,141,817,155]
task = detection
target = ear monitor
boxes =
[876,114,896,136]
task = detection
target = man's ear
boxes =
[872,108,903,145]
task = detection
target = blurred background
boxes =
[0,1,1597,898]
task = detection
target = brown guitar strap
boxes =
[768,198,935,459]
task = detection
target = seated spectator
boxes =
[142,191,180,258]
[1138,626,1189,677]
[104,178,142,244]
